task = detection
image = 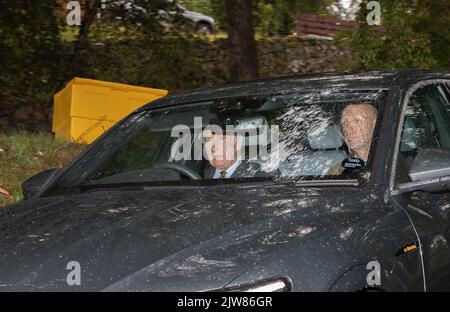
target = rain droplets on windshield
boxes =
[51,89,386,194]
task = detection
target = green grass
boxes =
[0,132,85,206]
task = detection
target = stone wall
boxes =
[258,37,352,76]
[197,37,352,84]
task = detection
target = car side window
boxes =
[396,83,450,182]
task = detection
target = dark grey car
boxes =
[1,69,450,291]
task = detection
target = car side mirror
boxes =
[21,168,60,200]
[398,148,450,193]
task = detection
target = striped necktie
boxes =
[219,170,227,178]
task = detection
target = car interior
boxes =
[398,84,450,182]
[278,124,346,177]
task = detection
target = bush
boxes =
[336,0,449,71]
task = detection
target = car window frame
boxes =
[390,78,450,195]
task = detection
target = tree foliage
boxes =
[0,0,66,106]
[1,0,449,132]
[0,0,208,123]
[180,0,333,35]
[338,0,449,70]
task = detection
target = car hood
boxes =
[0,184,383,291]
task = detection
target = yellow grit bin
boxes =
[52,78,168,144]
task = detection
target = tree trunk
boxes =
[72,0,101,76]
[225,0,259,82]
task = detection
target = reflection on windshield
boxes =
[51,90,386,193]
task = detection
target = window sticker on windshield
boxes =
[342,158,366,170]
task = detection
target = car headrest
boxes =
[235,115,270,146]
[307,124,343,150]
[400,116,419,152]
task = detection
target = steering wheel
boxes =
[155,163,202,180]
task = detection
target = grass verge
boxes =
[0,131,85,206]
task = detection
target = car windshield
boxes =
[48,89,386,195]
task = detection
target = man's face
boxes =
[204,133,240,170]
[341,105,377,154]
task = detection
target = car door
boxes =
[394,82,450,291]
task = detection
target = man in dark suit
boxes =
[202,130,273,179]
[203,159,269,179]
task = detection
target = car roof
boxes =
[140,68,450,110]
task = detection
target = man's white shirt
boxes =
[213,160,242,179]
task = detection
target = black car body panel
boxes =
[1,69,450,291]
[0,185,421,291]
